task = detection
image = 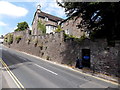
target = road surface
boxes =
[0,44,119,89]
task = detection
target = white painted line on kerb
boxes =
[34,64,58,76]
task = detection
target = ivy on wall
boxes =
[37,20,46,34]
[4,33,13,45]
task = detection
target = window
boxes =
[61,23,63,28]
[58,21,61,25]
[45,17,48,21]
[65,29,69,34]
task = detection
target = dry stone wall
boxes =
[4,30,120,77]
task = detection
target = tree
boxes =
[57,2,120,40]
[15,21,29,31]
[37,20,46,34]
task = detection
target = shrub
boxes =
[6,33,13,45]
[15,21,29,31]
[33,39,38,47]
[4,35,8,42]
[37,20,46,34]
[15,36,22,43]
[80,33,86,41]
[64,34,77,39]
[54,25,63,33]
[64,33,86,43]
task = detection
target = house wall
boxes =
[4,30,120,78]
[32,12,38,35]
[62,17,86,38]
[32,11,59,35]
[39,18,57,33]
[46,25,56,33]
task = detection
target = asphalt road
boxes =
[0,44,119,89]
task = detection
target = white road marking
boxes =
[34,64,58,76]
[0,59,25,89]
[2,45,119,86]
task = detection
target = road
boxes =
[0,44,119,89]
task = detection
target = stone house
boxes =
[32,5,64,35]
[32,5,89,38]
[60,16,89,38]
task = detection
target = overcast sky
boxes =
[0,0,66,36]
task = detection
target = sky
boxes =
[0,0,67,36]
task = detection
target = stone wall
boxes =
[61,17,86,38]
[4,30,120,77]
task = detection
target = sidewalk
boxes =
[74,67,119,84]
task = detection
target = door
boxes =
[82,49,90,68]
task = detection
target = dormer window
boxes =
[45,17,48,21]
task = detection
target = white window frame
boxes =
[45,17,48,21]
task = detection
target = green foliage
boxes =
[80,33,86,41]
[4,33,13,44]
[33,38,38,44]
[8,34,13,44]
[64,33,86,43]
[64,34,77,39]
[4,35,8,42]
[15,36,22,43]
[27,37,31,44]
[15,21,29,31]
[57,2,120,40]
[46,56,50,60]
[37,20,46,34]
[54,25,63,33]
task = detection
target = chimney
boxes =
[37,4,41,13]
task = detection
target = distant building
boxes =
[0,35,4,43]
[32,5,64,35]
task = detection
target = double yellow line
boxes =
[0,58,25,90]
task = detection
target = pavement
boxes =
[0,44,120,89]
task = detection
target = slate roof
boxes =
[38,11,64,22]
[32,10,64,25]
